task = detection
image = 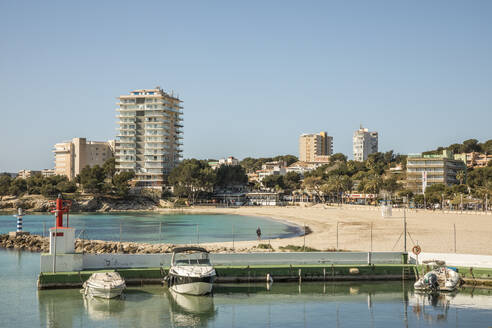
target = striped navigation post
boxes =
[10,208,29,237]
[14,208,23,232]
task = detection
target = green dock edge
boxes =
[37,264,418,289]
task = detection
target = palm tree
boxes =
[456,170,465,185]
[364,175,382,195]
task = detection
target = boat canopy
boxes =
[171,246,210,254]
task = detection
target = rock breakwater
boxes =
[0,234,256,254]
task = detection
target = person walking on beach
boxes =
[256,226,262,241]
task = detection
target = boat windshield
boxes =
[173,252,211,266]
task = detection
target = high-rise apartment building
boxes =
[299,132,333,162]
[53,138,114,180]
[353,126,378,161]
[406,150,466,194]
[115,87,183,189]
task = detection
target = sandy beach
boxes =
[158,205,492,255]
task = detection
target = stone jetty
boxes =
[0,233,255,254]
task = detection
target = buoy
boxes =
[349,268,360,274]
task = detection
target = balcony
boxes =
[144,152,166,156]
[118,158,135,163]
[145,145,165,150]
[117,143,135,148]
[145,164,164,169]
[145,112,166,118]
[116,164,136,169]
[145,125,166,130]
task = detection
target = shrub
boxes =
[256,243,273,250]
[278,245,320,252]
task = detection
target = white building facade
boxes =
[353,126,378,161]
[115,87,183,189]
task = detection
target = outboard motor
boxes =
[426,273,439,291]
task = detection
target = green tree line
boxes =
[0,157,135,198]
[423,138,492,155]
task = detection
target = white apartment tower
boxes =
[115,87,183,189]
[353,125,378,161]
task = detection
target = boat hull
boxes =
[85,284,125,299]
[170,281,213,296]
[83,272,126,299]
[167,273,215,296]
[414,268,461,293]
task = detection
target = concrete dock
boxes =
[37,264,418,289]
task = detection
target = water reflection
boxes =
[83,296,126,321]
[35,282,492,327]
[411,292,453,323]
[167,290,216,327]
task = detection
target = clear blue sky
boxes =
[1,1,491,172]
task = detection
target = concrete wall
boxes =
[409,252,492,268]
[41,254,83,272]
[40,251,404,272]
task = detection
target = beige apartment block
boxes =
[406,150,466,194]
[53,138,114,180]
[299,132,333,162]
[115,87,183,190]
[18,170,41,179]
[454,152,492,168]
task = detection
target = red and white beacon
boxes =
[49,194,75,254]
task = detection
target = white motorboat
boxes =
[83,272,126,299]
[165,247,216,296]
[414,260,463,293]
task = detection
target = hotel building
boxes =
[453,152,492,168]
[406,150,466,194]
[115,87,183,189]
[353,126,378,161]
[53,138,114,180]
[299,132,333,162]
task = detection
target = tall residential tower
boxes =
[299,132,333,162]
[353,126,378,161]
[115,87,183,189]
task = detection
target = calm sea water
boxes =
[0,213,301,244]
[1,249,492,327]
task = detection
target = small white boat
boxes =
[165,247,216,296]
[83,272,126,299]
[414,260,462,293]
